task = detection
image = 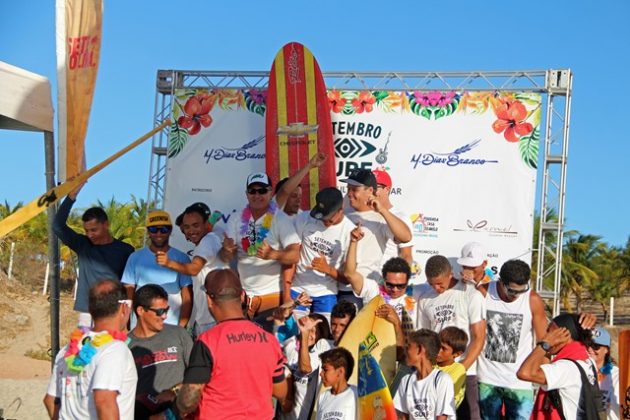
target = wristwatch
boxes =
[537,341,552,353]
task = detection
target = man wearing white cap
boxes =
[458,242,493,288]
[220,154,326,317]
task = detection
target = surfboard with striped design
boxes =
[266,42,336,209]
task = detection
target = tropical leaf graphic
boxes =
[168,122,189,158]
[519,126,540,169]
[244,90,266,116]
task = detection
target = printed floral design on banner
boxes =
[328,90,541,169]
[409,91,460,120]
[168,88,267,158]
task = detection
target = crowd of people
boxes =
[43,154,620,420]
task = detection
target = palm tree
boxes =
[560,232,605,311]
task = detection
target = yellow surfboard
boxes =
[338,295,398,386]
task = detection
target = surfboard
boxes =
[266,42,336,209]
[338,295,398,386]
[358,336,398,420]
[619,330,630,419]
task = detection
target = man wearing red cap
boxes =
[372,169,414,267]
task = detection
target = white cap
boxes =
[457,242,487,267]
[246,172,271,187]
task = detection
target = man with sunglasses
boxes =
[122,210,193,328]
[474,259,548,420]
[220,164,320,317]
[128,285,193,419]
[344,224,418,353]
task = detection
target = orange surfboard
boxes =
[266,42,336,209]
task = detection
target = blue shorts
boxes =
[290,289,337,315]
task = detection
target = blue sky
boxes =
[0,0,628,247]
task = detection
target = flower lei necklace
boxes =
[240,201,277,256]
[64,328,127,374]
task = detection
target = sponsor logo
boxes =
[411,213,439,238]
[410,139,499,169]
[333,121,386,177]
[415,249,439,255]
[204,135,265,163]
[453,219,518,237]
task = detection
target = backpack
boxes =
[545,359,607,420]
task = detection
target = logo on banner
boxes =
[453,219,518,237]
[410,139,499,169]
[333,121,384,177]
[203,135,265,163]
[411,213,439,238]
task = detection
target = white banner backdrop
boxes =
[164,89,541,283]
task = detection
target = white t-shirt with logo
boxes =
[292,212,356,297]
[394,369,456,419]
[227,201,301,296]
[316,385,358,420]
[344,209,394,283]
[192,232,229,328]
[415,281,485,333]
[380,207,413,266]
[47,332,137,419]
[540,358,599,420]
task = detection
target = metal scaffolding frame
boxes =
[148,69,572,315]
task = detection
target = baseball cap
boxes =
[373,169,392,188]
[310,187,343,220]
[457,242,487,267]
[340,169,377,189]
[146,210,172,227]
[246,172,272,188]
[592,327,611,347]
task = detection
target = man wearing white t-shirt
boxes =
[372,169,414,266]
[220,173,301,317]
[157,202,228,335]
[340,168,412,308]
[44,280,137,419]
[291,187,356,319]
[415,255,486,420]
[344,223,418,351]
[517,313,602,420]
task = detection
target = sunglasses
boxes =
[147,226,172,234]
[384,282,408,290]
[247,187,270,195]
[144,306,169,316]
[502,282,530,296]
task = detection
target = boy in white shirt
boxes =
[394,329,456,420]
[317,347,358,420]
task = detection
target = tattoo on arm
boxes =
[176,383,204,416]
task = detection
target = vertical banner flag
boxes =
[56,0,103,181]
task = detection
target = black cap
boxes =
[310,187,343,220]
[340,169,377,189]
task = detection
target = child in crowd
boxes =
[394,329,456,420]
[436,326,468,409]
[317,347,358,420]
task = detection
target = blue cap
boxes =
[592,327,611,347]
